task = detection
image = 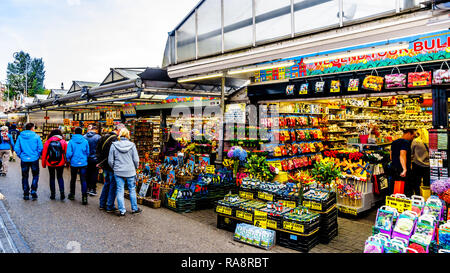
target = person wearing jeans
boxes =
[99,169,117,211]
[42,129,68,200]
[66,127,90,205]
[84,126,101,196]
[0,126,14,175]
[108,128,141,216]
[97,124,125,212]
[14,123,43,200]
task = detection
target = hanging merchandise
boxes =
[433,62,450,85]
[330,80,341,93]
[408,64,432,88]
[384,67,407,89]
[315,80,325,93]
[362,70,384,91]
[286,85,295,95]
[347,78,359,92]
[299,83,309,95]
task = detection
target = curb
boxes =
[0,199,32,253]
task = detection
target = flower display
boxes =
[430,179,450,195]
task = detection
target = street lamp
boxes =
[13,52,28,98]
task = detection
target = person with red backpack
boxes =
[42,129,68,200]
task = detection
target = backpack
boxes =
[48,140,63,165]
[10,130,18,143]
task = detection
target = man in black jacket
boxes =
[97,124,125,212]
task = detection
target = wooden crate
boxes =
[147,198,161,209]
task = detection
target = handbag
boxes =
[363,69,384,91]
[385,67,406,89]
[408,64,431,88]
[433,61,450,85]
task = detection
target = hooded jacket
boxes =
[42,135,68,168]
[108,138,139,178]
[0,133,15,151]
[14,130,43,162]
[84,131,101,163]
[66,134,89,167]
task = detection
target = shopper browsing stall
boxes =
[14,123,43,200]
[97,123,125,212]
[67,127,90,205]
[42,129,68,200]
[84,126,101,196]
[390,128,417,196]
[108,128,142,216]
[411,128,430,195]
[0,126,15,176]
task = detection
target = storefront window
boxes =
[342,0,397,23]
[255,0,292,44]
[197,0,222,58]
[224,0,254,52]
[293,0,340,35]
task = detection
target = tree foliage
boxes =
[5,51,46,100]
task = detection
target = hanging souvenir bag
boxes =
[363,69,384,91]
[385,67,407,89]
[286,84,295,95]
[408,64,431,88]
[432,61,450,85]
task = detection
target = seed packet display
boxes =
[330,80,340,93]
[315,81,325,93]
[286,85,295,95]
[299,83,309,95]
[408,65,431,88]
[433,62,450,85]
[348,78,359,92]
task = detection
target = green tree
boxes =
[5,51,46,100]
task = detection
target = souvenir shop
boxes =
[208,29,450,253]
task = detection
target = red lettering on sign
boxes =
[424,39,435,50]
[414,41,424,52]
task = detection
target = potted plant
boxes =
[311,161,341,190]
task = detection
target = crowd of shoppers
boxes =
[3,122,141,216]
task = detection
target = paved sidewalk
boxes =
[0,199,31,253]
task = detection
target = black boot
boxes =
[50,193,56,200]
[60,193,65,201]
[68,193,75,200]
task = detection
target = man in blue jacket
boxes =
[14,123,43,200]
[67,127,90,205]
[84,125,101,196]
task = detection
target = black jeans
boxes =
[21,160,40,197]
[86,162,99,192]
[411,163,430,196]
[70,166,87,196]
[48,167,65,195]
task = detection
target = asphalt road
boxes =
[0,160,375,253]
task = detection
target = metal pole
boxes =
[216,74,226,167]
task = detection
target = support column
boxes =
[216,75,226,167]
[432,88,448,129]
[160,109,167,157]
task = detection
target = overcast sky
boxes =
[0,0,199,90]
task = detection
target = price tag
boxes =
[239,191,253,200]
[258,192,273,202]
[283,221,304,233]
[386,196,412,213]
[236,210,253,222]
[254,210,267,229]
[311,202,322,211]
[206,165,215,174]
[216,206,232,216]
[413,81,428,87]
[303,201,311,208]
[267,219,277,229]
[279,200,297,208]
[338,206,358,216]
[168,199,176,209]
